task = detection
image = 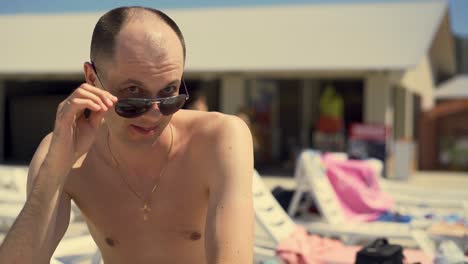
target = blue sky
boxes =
[1,0,467,36]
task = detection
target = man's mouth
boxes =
[130,124,159,135]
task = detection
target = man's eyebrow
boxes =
[119,79,146,88]
[162,80,180,88]
[118,79,181,92]
[157,79,180,92]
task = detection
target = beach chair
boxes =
[0,203,27,232]
[0,164,85,231]
[0,195,79,234]
[365,157,468,204]
[52,233,103,264]
[0,165,29,203]
[288,152,442,247]
[252,170,433,263]
[317,153,468,203]
[0,165,34,233]
[0,226,94,264]
[288,151,465,223]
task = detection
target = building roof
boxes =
[0,0,449,74]
[426,99,468,119]
[435,75,468,99]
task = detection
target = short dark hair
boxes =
[90,6,186,70]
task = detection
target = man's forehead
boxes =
[114,21,183,64]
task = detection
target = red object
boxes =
[349,123,388,141]
[317,116,342,133]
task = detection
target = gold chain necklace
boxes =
[107,124,173,221]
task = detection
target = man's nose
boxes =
[146,102,163,117]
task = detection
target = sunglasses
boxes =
[115,81,189,118]
[90,61,189,118]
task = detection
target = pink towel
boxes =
[321,154,394,221]
[276,226,433,264]
[276,226,357,264]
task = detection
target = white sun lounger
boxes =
[318,153,468,203]
[0,166,28,232]
[287,151,440,251]
[0,165,29,204]
[0,224,94,264]
[0,203,80,236]
[0,203,27,232]
[253,168,295,263]
[288,151,466,223]
[52,233,102,264]
[0,165,28,189]
[364,158,468,204]
[0,164,85,228]
[252,170,435,262]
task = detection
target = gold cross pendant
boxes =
[141,203,151,221]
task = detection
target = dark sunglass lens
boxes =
[115,99,152,118]
[159,95,187,115]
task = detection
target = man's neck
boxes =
[106,124,173,174]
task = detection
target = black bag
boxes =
[355,238,404,264]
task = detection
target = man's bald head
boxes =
[90,6,186,70]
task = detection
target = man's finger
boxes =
[89,109,107,128]
[69,98,102,112]
[81,83,118,107]
[58,98,101,123]
[74,88,109,111]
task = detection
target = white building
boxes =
[0,1,456,169]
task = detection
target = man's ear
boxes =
[83,62,97,86]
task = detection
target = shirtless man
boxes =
[0,6,254,264]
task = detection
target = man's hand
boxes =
[47,83,117,175]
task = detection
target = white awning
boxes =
[0,1,448,74]
[435,75,468,99]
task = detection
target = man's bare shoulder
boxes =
[175,109,251,142]
[173,110,253,178]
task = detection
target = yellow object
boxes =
[319,86,343,118]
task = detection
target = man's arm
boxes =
[0,80,115,263]
[0,134,72,264]
[204,115,254,264]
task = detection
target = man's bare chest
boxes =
[65,158,209,248]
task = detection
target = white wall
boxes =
[365,72,418,139]
[0,81,4,162]
[364,73,394,128]
[400,55,436,110]
[220,75,245,115]
[394,87,414,139]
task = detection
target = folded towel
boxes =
[276,226,357,264]
[276,226,432,264]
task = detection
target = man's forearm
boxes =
[0,162,68,263]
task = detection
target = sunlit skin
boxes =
[0,10,254,264]
[74,17,253,263]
